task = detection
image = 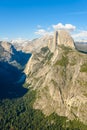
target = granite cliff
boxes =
[48,30,74,52]
[24,30,87,124]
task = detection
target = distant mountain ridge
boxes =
[11,35,53,53]
[75,41,87,52]
[10,35,87,54]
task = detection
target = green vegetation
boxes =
[67,119,87,130]
[41,46,49,54]
[45,52,53,65]
[70,59,76,66]
[47,52,53,61]
[78,80,87,87]
[71,106,78,111]
[51,79,58,86]
[0,89,87,130]
[83,93,87,97]
[60,45,72,55]
[80,63,87,73]
[55,55,68,67]
[23,83,29,88]
[41,47,53,65]
[69,56,77,66]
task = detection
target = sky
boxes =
[0,0,87,41]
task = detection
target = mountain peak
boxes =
[48,30,75,52]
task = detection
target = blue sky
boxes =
[0,0,87,41]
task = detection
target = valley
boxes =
[0,31,87,130]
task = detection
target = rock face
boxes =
[58,30,75,48]
[24,31,87,124]
[11,35,53,53]
[49,30,75,52]
[0,41,12,61]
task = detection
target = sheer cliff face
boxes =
[58,30,75,48]
[48,30,75,52]
[24,31,87,124]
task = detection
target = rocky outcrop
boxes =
[48,31,58,52]
[49,30,75,52]
[58,30,75,48]
[0,41,12,61]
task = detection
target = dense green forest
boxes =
[0,89,87,130]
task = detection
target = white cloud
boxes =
[35,29,47,35]
[35,23,76,37]
[35,29,53,36]
[72,30,87,40]
[52,23,76,32]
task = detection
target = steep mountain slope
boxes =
[11,35,53,53]
[0,41,30,99]
[24,30,87,124]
